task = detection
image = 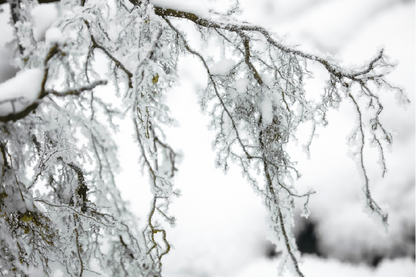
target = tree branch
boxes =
[2,0,394,84]
[0,80,107,123]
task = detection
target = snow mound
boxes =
[0,68,44,117]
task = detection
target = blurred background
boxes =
[0,0,414,276]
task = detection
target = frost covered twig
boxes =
[348,94,389,226]
[159,3,405,274]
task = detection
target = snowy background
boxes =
[0,0,414,276]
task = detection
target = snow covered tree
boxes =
[0,0,410,276]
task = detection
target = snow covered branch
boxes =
[0,0,409,276]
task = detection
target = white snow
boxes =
[45,27,65,46]
[0,68,44,116]
[235,256,415,277]
[210,59,236,75]
[234,78,250,94]
[31,3,60,42]
[150,0,210,18]
[0,4,17,83]
[261,96,273,124]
